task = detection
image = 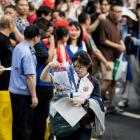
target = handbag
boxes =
[49,93,80,138]
[112,53,128,82]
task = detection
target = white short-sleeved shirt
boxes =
[69,41,87,54]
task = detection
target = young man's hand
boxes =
[71,97,86,107]
[48,61,60,69]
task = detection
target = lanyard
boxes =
[67,61,80,92]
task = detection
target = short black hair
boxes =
[99,0,110,4]
[110,0,123,9]
[72,51,92,67]
[24,24,40,39]
[34,17,51,38]
[34,17,51,31]
[4,4,16,11]
[15,0,28,7]
[52,10,65,18]
[59,11,65,18]
[78,12,89,24]
[55,0,62,7]
[28,2,35,11]
[55,26,69,41]
[36,6,52,18]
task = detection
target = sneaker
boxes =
[118,99,128,108]
[105,106,124,115]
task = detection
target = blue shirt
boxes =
[9,40,37,95]
[34,41,53,87]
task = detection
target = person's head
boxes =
[52,10,66,22]
[100,0,110,14]
[4,5,17,19]
[15,0,29,17]
[67,21,83,47]
[55,26,69,42]
[52,10,60,21]
[36,6,52,21]
[78,12,91,26]
[0,0,12,7]
[24,24,41,44]
[109,0,123,23]
[127,0,136,9]
[34,17,52,39]
[72,51,92,78]
[55,0,64,10]
[0,15,16,33]
[121,7,138,28]
[28,2,36,12]
[55,26,69,43]
[59,11,65,18]
[86,0,101,14]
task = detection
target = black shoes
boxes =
[117,99,128,108]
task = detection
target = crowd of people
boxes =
[0,0,140,140]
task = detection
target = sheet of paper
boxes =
[50,102,57,117]
[51,63,79,91]
[53,97,87,127]
[3,67,11,71]
[53,70,72,90]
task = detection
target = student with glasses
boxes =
[40,51,104,140]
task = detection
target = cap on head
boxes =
[122,7,138,21]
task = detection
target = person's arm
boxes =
[71,77,101,107]
[86,36,112,70]
[87,14,106,33]
[40,61,60,83]
[90,78,100,97]
[13,26,24,43]
[103,39,125,51]
[40,64,52,83]
[94,50,112,70]
[22,53,38,108]
[26,74,38,108]
[46,35,55,63]
[120,40,126,51]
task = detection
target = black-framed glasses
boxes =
[73,63,85,71]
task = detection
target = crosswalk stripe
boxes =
[121,111,140,119]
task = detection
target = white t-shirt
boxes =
[69,41,87,54]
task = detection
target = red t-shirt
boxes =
[28,13,37,24]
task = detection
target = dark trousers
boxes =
[57,128,92,140]
[10,93,33,140]
[30,86,53,140]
